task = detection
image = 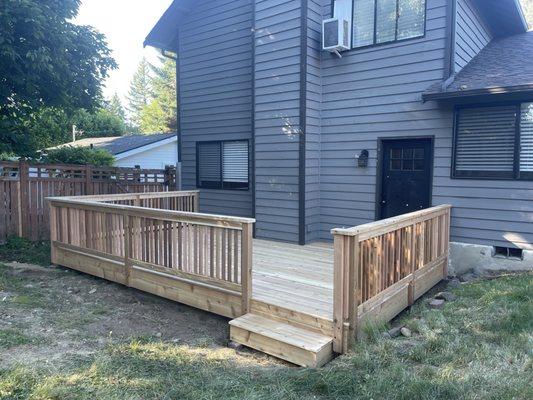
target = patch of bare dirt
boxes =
[0,262,232,368]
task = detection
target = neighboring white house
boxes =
[48,133,178,169]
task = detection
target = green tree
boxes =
[43,146,115,166]
[0,0,116,155]
[139,100,167,133]
[127,58,152,128]
[151,57,177,131]
[72,108,125,138]
[107,93,126,122]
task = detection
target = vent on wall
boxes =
[493,246,523,260]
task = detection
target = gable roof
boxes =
[423,31,533,101]
[48,133,177,156]
[144,0,194,52]
[472,0,528,37]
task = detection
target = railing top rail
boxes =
[59,191,200,202]
[46,196,255,229]
[331,204,452,240]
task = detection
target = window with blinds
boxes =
[520,103,533,178]
[453,103,533,180]
[350,0,426,48]
[197,140,249,189]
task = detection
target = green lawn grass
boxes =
[0,264,531,400]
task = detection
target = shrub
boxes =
[43,146,115,167]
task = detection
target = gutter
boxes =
[422,84,533,102]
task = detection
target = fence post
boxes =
[240,222,253,315]
[332,232,359,354]
[85,165,93,195]
[18,159,30,239]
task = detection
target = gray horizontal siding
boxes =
[253,0,302,242]
[179,0,253,218]
[319,0,449,239]
[454,0,492,72]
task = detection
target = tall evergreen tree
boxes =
[126,58,152,127]
[150,57,177,131]
[107,93,125,122]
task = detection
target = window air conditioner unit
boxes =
[322,17,350,55]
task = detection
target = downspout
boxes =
[161,41,182,190]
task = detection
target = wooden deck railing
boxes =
[47,191,254,318]
[331,205,452,353]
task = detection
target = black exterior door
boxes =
[380,139,433,219]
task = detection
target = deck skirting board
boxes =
[53,243,243,319]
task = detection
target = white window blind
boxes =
[455,106,517,178]
[520,102,533,173]
[223,141,249,183]
[353,0,375,48]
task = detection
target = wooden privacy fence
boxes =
[331,205,452,353]
[0,161,176,243]
[47,191,254,318]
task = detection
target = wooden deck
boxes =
[47,192,451,367]
[253,239,333,320]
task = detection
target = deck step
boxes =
[229,313,334,367]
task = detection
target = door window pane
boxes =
[353,0,375,48]
[376,0,397,43]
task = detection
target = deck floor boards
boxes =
[252,239,334,321]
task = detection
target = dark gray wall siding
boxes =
[304,0,322,242]
[319,0,449,240]
[253,0,302,242]
[454,0,492,72]
[178,0,253,217]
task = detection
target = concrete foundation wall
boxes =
[449,242,533,276]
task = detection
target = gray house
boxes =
[145,0,533,272]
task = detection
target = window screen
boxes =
[454,106,517,178]
[353,0,375,48]
[197,140,249,189]
[351,0,426,48]
[520,103,533,176]
[397,0,425,40]
[198,142,221,188]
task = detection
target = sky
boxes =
[75,0,174,104]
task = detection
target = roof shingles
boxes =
[424,31,533,100]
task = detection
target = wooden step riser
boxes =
[230,325,333,368]
[250,299,334,337]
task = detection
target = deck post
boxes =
[332,232,359,354]
[49,203,58,264]
[124,214,133,287]
[240,221,253,315]
[193,191,200,213]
